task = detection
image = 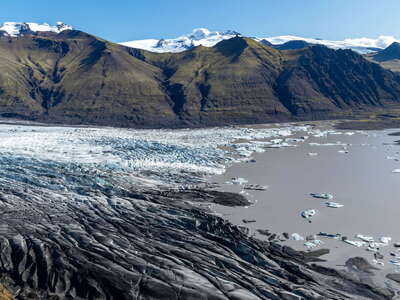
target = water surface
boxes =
[212,128,400,272]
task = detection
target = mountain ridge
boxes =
[121,27,400,54]
[0,29,399,127]
[365,42,400,72]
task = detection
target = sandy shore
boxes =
[209,123,400,286]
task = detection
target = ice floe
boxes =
[301,209,316,222]
[310,193,333,200]
[325,202,344,208]
[291,233,305,241]
[229,177,248,185]
[304,239,323,249]
[243,184,268,191]
[318,232,341,239]
[356,234,374,243]
[344,240,367,247]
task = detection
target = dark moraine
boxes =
[0,186,393,299]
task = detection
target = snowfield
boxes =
[120,28,400,54]
[120,28,241,53]
[0,21,72,37]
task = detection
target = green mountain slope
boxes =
[0,31,400,127]
[0,31,178,127]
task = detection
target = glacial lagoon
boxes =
[211,124,400,277]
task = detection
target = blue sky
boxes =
[1,0,399,41]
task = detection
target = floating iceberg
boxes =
[355,234,374,243]
[389,260,400,266]
[380,236,392,244]
[344,240,367,247]
[304,239,323,249]
[291,233,304,241]
[301,209,316,220]
[243,184,268,191]
[386,156,399,161]
[325,202,344,208]
[372,259,384,266]
[230,177,248,185]
[310,193,333,200]
[309,142,347,147]
[369,242,389,248]
[318,232,341,239]
[366,247,378,252]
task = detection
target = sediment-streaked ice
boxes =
[0,124,316,195]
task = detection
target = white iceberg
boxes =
[304,239,323,249]
[366,247,378,252]
[356,234,374,242]
[301,209,316,221]
[325,202,344,208]
[344,240,367,247]
[369,242,389,248]
[380,236,392,244]
[291,233,305,241]
[372,259,384,266]
[230,177,248,185]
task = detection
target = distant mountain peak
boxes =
[372,41,400,62]
[0,21,72,37]
[119,28,241,53]
[120,30,400,54]
[187,28,241,40]
[386,41,400,49]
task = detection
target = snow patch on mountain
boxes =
[0,22,72,37]
[120,28,400,54]
[120,28,240,53]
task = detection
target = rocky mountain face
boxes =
[0,30,400,127]
[366,42,400,72]
[136,37,400,126]
[372,42,400,62]
[272,40,313,50]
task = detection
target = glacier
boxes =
[0,21,72,37]
[0,123,315,196]
[120,28,241,53]
[120,28,400,54]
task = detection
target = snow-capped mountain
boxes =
[120,28,400,54]
[120,28,241,53]
[257,35,400,54]
[0,22,72,37]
